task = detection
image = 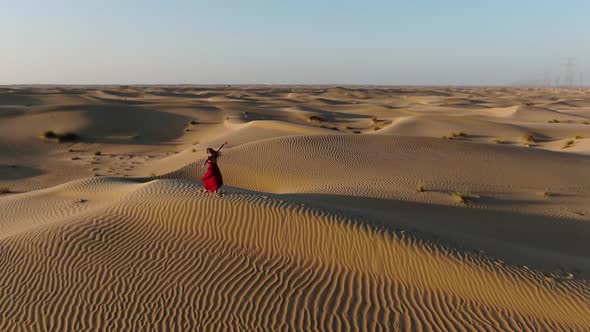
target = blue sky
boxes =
[2,0,589,85]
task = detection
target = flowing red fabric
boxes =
[202,159,223,191]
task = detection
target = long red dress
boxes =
[202,158,223,191]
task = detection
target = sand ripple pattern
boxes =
[167,135,590,204]
[0,179,589,331]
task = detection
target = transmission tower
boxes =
[561,57,576,87]
[543,71,552,87]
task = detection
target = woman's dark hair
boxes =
[206,147,220,158]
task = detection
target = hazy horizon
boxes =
[3,0,589,86]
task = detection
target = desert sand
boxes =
[1,85,589,330]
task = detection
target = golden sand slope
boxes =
[165,134,590,276]
[0,178,589,331]
[2,86,590,331]
[168,134,590,214]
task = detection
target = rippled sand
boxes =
[1,86,589,330]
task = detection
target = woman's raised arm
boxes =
[217,142,228,152]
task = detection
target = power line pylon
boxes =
[561,57,576,87]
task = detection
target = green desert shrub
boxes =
[445,132,468,139]
[537,191,553,198]
[308,115,326,122]
[563,140,575,149]
[43,130,79,142]
[417,181,425,193]
[522,133,535,143]
[449,192,479,205]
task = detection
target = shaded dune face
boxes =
[0,94,41,106]
[0,179,589,331]
[0,164,43,180]
[58,104,192,144]
[1,86,590,331]
[0,104,192,144]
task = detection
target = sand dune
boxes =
[164,134,590,274]
[477,105,586,122]
[1,86,590,330]
[1,178,589,330]
[169,134,590,203]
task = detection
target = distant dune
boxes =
[1,86,589,330]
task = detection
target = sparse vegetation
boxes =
[548,119,560,123]
[0,187,10,194]
[308,115,326,122]
[522,133,535,143]
[493,139,508,144]
[371,117,389,124]
[353,130,361,134]
[562,136,582,149]
[189,120,199,125]
[451,192,467,204]
[449,192,479,205]
[583,121,590,125]
[417,180,425,193]
[94,151,102,156]
[444,132,468,139]
[192,148,197,152]
[371,119,392,131]
[537,191,553,198]
[68,149,75,152]
[563,140,575,149]
[42,130,79,142]
[319,125,340,131]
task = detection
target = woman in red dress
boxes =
[201,142,227,193]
